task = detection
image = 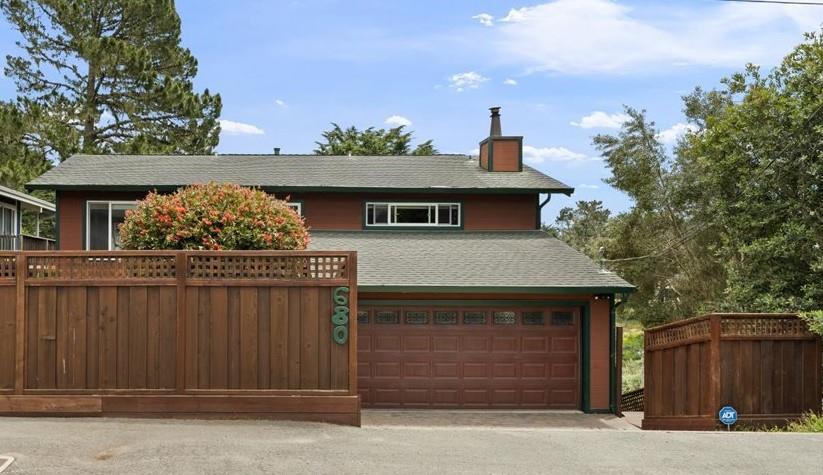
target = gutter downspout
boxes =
[537,194,551,229]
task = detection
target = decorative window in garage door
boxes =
[463,311,486,325]
[405,311,429,325]
[357,310,369,324]
[493,311,517,325]
[522,311,545,325]
[375,310,399,324]
[434,311,457,325]
[551,311,574,326]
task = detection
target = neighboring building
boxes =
[28,107,633,413]
[0,184,55,250]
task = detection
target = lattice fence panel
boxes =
[187,254,348,280]
[0,255,15,278]
[722,317,813,338]
[645,318,711,350]
[27,255,177,280]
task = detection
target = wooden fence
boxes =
[0,251,360,425]
[643,313,821,430]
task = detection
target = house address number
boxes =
[332,287,350,345]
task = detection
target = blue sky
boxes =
[2,0,823,222]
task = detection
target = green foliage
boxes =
[314,123,438,156]
[119,183,309,250]
[0,100,49,189]
[544,200,610,261]
[621,325,644,392]
[1,0,222,161]
[777,412,823,432]
[799,310,823,336]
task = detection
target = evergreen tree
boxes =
[1,0,222,161]
[314,123,438,155]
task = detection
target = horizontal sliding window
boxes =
[86,201,137,250]
[365,202,460,227]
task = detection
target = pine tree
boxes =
[314,124,438,156]
[1,0,222,160]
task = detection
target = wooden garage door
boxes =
[357,304,580,409]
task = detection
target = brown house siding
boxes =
[490,139,521,172]
[57,191,540,249]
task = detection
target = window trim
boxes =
[285,201,303,216]
[363,201,462,229]
[85,200,137,250]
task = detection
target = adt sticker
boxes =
[719,406,738,428]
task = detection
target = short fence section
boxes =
[643,313,821,430]
[0,251,359,425]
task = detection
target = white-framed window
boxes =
[0,202,16,236]
[86,201,137,250]
[286,202,302,215]
[365,202,461,227]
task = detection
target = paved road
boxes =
[0,415,821,474]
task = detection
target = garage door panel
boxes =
[461,336,490,352]
[403,335,430,352]
[374,335,402,352]
[432,336,459,352]
[359,304,581,409]
[463,363,488,378]
[492,336,519,353]
[551,336,577,353]
[403,362,430,378]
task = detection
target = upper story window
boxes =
[286,202,302,215]
[86,201,137,250]
[365,202,461,228]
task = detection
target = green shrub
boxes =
[780,412,823,432]
[120,182,309,250]
[621,324,644,392]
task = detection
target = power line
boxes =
[720,0,823,5]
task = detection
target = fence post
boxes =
[708,314,721,416]
[14,253,26,393]
[175,252,187,393]
[348,251,358,396]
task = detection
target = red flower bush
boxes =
[119,182,309,250]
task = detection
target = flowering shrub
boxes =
[119,182,309,250]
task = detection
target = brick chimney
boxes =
[479,107,523,172]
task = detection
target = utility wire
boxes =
[720,0,823,5]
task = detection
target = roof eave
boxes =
[358,285,636,294]
[27,183,576,195]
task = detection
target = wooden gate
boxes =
[643,313,821,430]
[0,251,360,425]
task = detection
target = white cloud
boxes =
[448,71,489,92]
[577,183,600,189]
[472,13,494,27]
[503,78,518,86]
[274,99,288,108]
[571,111,630,129]
[481,0,823,74]
[384,115,413,127]
[219,119,265,135]
[523,145,586,164]
[657,122,697,145]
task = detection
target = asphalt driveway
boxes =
[1,413,821,474]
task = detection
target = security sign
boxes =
[718,406,738,428]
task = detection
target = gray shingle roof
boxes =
[309,231,634,292]
[27,154,572,193]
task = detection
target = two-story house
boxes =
[28,108,633,413]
